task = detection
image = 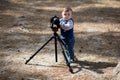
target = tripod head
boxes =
[50,16,60,32]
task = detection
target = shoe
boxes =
[70,59,74,63]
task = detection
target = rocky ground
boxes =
[0,0,120,80]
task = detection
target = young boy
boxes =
[60,7,75,62]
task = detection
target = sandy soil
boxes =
[0,0,120,80]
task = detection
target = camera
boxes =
[50,16,60,31]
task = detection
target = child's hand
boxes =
[60,20,73,31]
[60,21,65,27]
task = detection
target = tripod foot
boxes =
[25,60,28,64]
[67,63,74,73]
[69,68,73,73]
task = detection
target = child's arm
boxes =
[60,20,74,31]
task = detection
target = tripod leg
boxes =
[54,36,58,62]
[61,44,73,73]
[25,36,54,64]
[57,38,73,73]
[57,36,70,61]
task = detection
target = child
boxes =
[60,7,75,62]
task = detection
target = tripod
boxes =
[25,27,73,73]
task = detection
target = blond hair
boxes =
[62,7,73,13]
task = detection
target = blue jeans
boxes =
[63,37,75,60]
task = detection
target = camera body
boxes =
[50,16,60,32]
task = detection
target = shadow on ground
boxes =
[71,60,117,74]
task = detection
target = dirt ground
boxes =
[0,0,120,80]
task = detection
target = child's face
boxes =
[62,10,72,20]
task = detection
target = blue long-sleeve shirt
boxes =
[60,18,74,39]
